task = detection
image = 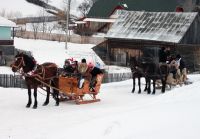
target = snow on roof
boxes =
[75,21,86,24]
[83,18,116,23]
[106,10,198,43]
[0,16,17,27]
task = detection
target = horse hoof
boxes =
[32,105,37,109]
[55,103,59,106]
[26,104,31,108]
[43,102,49,106]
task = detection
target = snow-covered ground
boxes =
[0,38,200,139]
[14,37,102,68]
[14,37,130,73]
[0,74,200,139]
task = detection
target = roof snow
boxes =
[83,18,116,23]
[0,16,17,27]
[105,10,198,43]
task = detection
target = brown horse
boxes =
[10,53,59,108]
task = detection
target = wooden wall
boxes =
[0,40,14,45]
[96,39,200,72]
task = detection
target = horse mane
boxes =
[16,53,36,72]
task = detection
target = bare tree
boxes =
[40,0,52,33]
[12,11,23,19]
[31,23,41,39]
[47,22,57,40]
[7,11,23,19]
[47,22,56,34]
[37,9,48,33]
[0,9,22,19]
[52,23,64,42]
[0,9,6,17]
[77,0,93,17]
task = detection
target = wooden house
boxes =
[94,10,200,72]
[75,0,127,36]
[0,16,17,66]
[76,0,200,36]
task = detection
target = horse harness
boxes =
[32,64,57,81]
[11,55,57,83]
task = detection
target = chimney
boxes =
[176,6,184,12]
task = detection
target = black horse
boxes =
[130,57,147,93]
[10,53,59,108]
[130,57,169,94]
[144,62,169,94]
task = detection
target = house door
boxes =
[0,51,2,60]
[0,51,6,65]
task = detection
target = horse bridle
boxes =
[11,56,25,72]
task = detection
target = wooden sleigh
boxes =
[58,74,104,104]
[155,73,190,89]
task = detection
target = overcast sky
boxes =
[0,0,83,17]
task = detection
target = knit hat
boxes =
[88,62,94,68]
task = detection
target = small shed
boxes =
[94,10,200,72]
[0,16,17,66]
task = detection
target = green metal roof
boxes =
[87,0,192,18]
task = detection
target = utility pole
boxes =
[65,0,71,50]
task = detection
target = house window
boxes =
[0,27,12,40]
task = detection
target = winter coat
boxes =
[78,63,88,75]
[179,58,185,71]
[159,50,167,62]
[90,67,103,78]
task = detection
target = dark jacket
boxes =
[159,49,167,63]
[159,48,170,63]
[63,65,74,73]
[179,59,185,71]
[90,67,103,78]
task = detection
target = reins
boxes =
[34,78,72,97]
[12,56,61,93]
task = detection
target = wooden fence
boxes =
[0,74,26,88]
[103,72,132,83]
[0,72,132,88]
[15,31,105,45]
